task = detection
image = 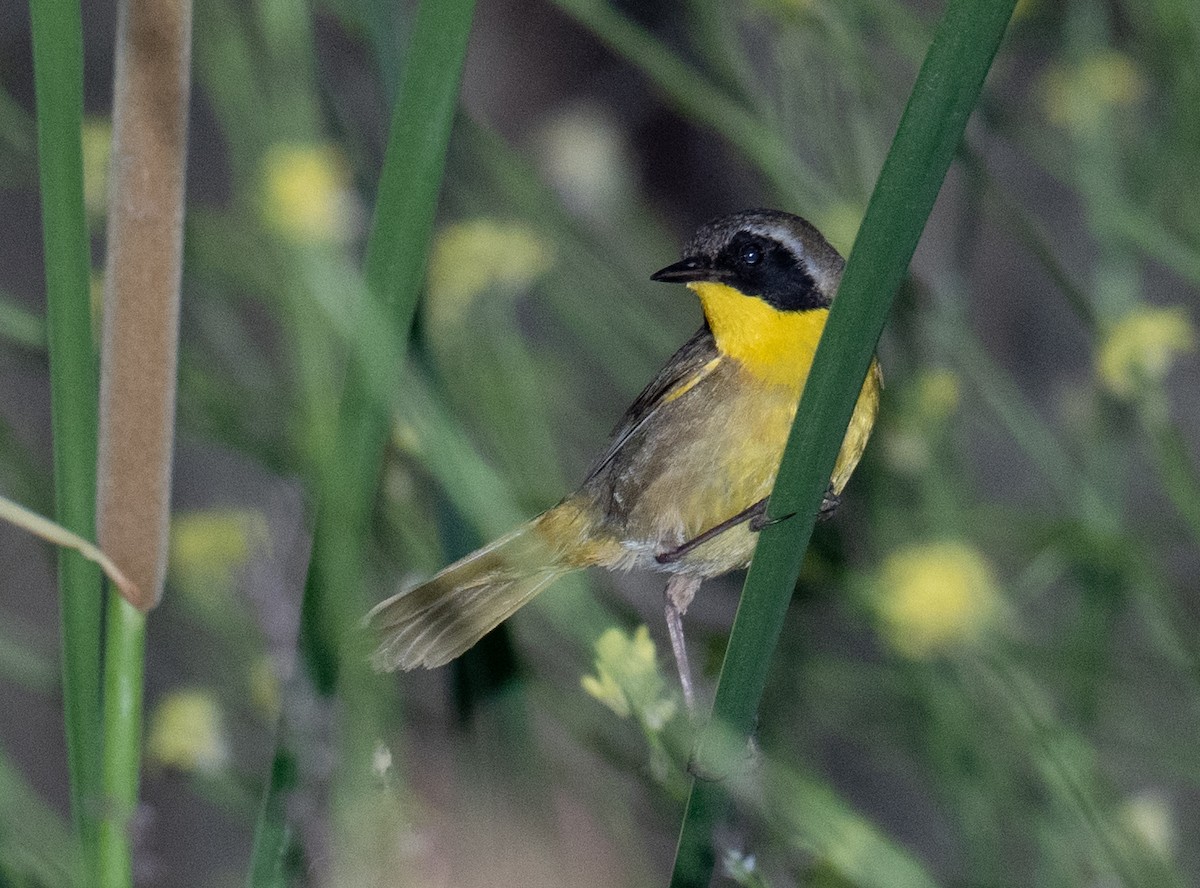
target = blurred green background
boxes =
[2,0,1199,885]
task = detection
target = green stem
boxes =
[246,745,300,888]
[300,0,477,690]
[0,750,81,886]
[96,597,146,888]
[974,656,1185,887]
[1145,412,1200,548]
[669,1,1015,883]
[27,0,102,863]
[288,0,475,881]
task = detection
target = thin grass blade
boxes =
[0,495,140,603]
[300,0,476,690]
[27,0,102,860]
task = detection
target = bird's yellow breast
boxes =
[689,281,829,389]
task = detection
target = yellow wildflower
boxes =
[1097,306,1195,399]
[260,143,357,243]
[168,510,269,610]
[915,369,961,422]
[581,625,678,729]
[424,219,553,329]
[81,118,112,220]
[170,509,269,575]
[881,369,961,476]
[1042,51,1145,133]
[248,656,282,721]
[147,690,228,773]
[1121,790,1176,859]
[877,541,1000,658]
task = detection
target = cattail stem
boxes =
[94,0,192,879]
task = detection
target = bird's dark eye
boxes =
[738,241,763,266]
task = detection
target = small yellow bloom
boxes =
[581,625,678,729]
[915,369,961,423]
[248,657,282,721]
[881,427,931,476]
[424,219,553,329]
[1042,51,1145,133]
[880,369,961,476]
[1097,306,1195,399]
[170,509,269,575]
[168,510,269,610]
[1121,790,1177,859]
[877,541,1000,658]
[260,143,357,243]
[81,118,112,220]
[147,690,228,773]
[581,666,630,719]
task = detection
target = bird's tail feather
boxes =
[367,508,589,671]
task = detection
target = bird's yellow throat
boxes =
[689,281,829,389]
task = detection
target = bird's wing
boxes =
[584,325,720,482]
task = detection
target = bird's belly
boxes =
[607,375,799,576]
[631,432,785,574]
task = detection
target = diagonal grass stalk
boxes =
[669,0,1016,883]
[245,744,300,888]
[27,0,102,863]
[300,0,477,692]
[0,495,139,600]
[261,0,474,881]
[0,752,81,886]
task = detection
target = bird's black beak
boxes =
[650,256,716,283]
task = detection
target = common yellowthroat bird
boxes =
[368,209,881,707]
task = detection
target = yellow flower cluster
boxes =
[81,118,112,220]
[915,369,961,422]
[260,143,356,243]
[424,219,553,328]
[170,509,269,575]
[876,541,1000,658]
[1042,51,1145,133]
[147,690,228,773]
[168,509,270,612]
[1121,790,1177,859]
[581,625,678,730]
[882,368,961,476]
[1096,306,1195,399]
